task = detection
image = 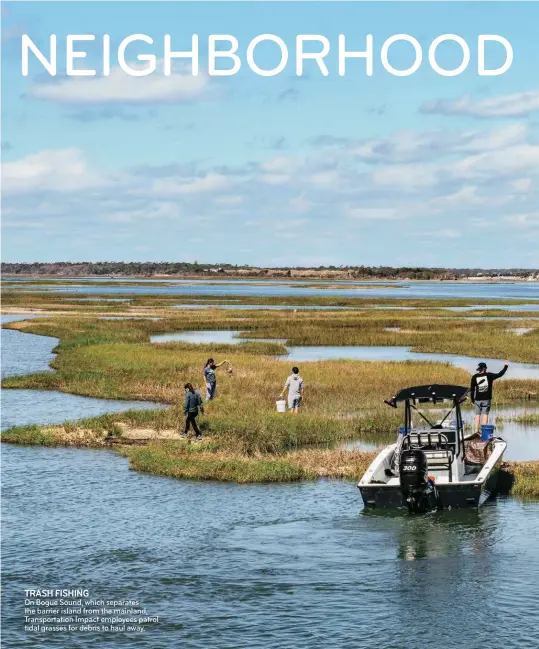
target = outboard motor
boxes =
[399,449,438,513]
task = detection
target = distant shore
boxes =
[2,262,537,282]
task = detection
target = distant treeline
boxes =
[2,262,537,280]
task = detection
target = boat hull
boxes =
[359,457,503,511]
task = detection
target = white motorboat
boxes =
[358,384,507,512]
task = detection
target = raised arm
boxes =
[491,362,510,380]
[215,360,230,368]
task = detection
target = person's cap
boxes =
[477,362,487,371]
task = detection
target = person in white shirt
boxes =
[279,366,305,415]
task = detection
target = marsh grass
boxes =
[122,442,310,483]
[501,461,539,498]
[2,295,539,488]
[497,413,539,425]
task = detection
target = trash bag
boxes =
[464,433,493,466]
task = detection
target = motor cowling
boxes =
[400,449,428,491]
[399,449,437,513]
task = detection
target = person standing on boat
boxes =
[279,366,305,414]
[183,383,204,439]
[203,357,232,402]
[470,361,509,433]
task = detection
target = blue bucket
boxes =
[399,426,410,436]
[481,424,495,441]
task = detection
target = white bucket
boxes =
[276,400,287,413]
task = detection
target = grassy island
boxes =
[2,289,539,496]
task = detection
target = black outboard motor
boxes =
[399,449,438,514]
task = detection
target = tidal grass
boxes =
[2,305,539,487]
[497,412,539,425]
[5,307,537,362]
[0,425,56,446]
[501,461,539,498]
[123,443,539,496]
[123,442,310,483]
[2,315,537,409]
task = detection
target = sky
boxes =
[2,1,539,268]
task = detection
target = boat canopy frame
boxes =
[384,384,469,407]
[385,384,469,459]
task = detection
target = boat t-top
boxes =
[358,384,507,512]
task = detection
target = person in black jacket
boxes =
[470,361,509,433]
[183,383,204,439]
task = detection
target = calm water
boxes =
[1,315,165,430]
[448,303,539,312]
[2,445,539,649]
[150,330,539,380]
[1,315,55,379]
[6,278,539,300]
[494,410,539,461]
[343,406,539,462]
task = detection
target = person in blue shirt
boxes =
[184,383,204,439]
[203,357,232,402]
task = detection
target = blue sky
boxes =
[2,1,539,267]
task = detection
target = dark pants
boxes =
[184,412,201,437]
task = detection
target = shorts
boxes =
[474,399,491,415]
[289,396,302,410]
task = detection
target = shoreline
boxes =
[2,423,538,497]
[3,273,538,283]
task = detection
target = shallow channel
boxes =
[1,315,165,430]
[150,330,539,380]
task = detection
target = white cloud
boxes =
[421,89,539,118]
[103,202,181,223]
[5,115,539,259]
[152,173,229,195]
[451,144,539,180]
[346,124,527,164]
[259,156,298,174]
[2,148,106,193]
[504,212,539,227]
[511,178,533,193]
[370,163,440,190]
[29,61,211,105]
